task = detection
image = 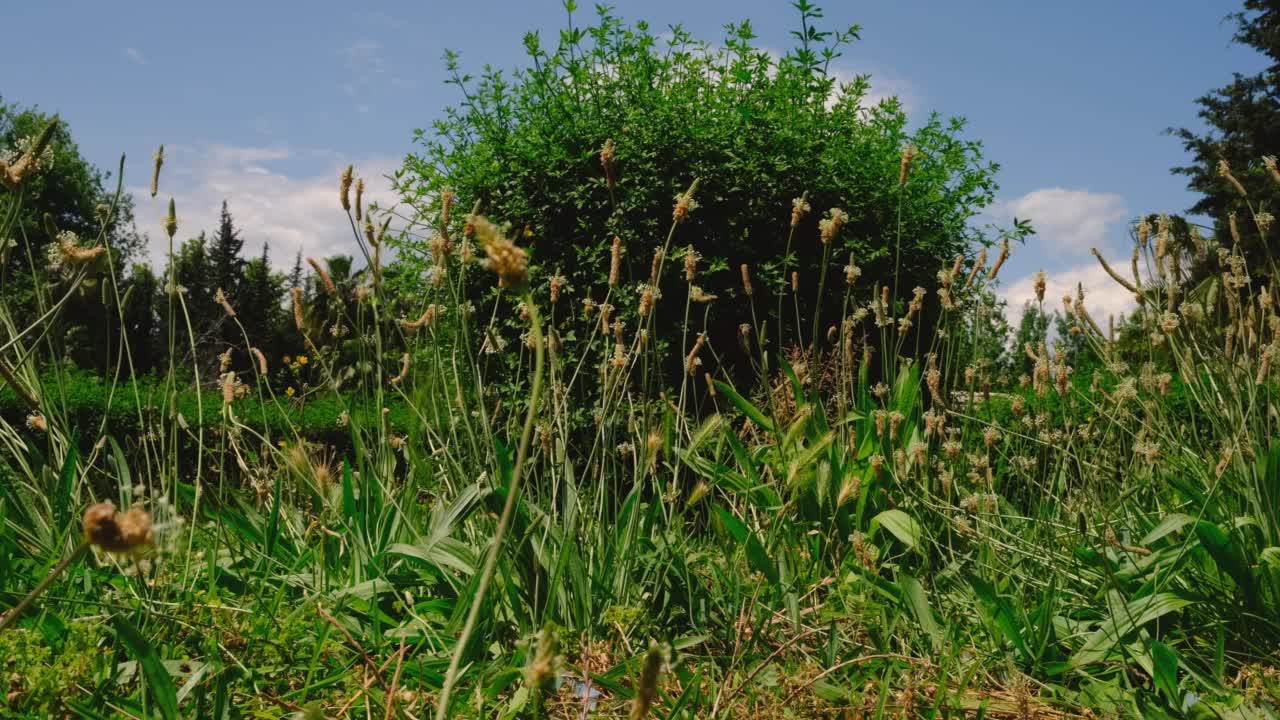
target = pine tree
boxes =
[240,242,284,363]
[288,249,304,290]
[1171,0,1280,276]
[208,201,247,301]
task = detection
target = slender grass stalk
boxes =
[435,290,545,720]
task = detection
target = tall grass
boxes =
[1,119,1278,718]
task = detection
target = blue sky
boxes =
[2,1,1267,321]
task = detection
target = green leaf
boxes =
[713,506,778,584]
[1140,513,1195,546]
[1150,640,1179,704]
[1069,593,1194,668]
[968,576,1031,665]
[1260,547,1280,571]
[1194,521,1255,599]
[899,574,943,650]
[713,380,774,433]
[113,616,178,720]
[871,509,922,551]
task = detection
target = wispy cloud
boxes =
[991,188,1128,257]
[124,47,146,66]
[1000,257,1143,329]
[130,144,402,271]
[991,186,1139,325]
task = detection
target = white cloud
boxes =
[992,188,1128,257]
[1000,253,1144,329]
[124,47,146,65]
[130,144,403,272]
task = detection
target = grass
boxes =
[1,119,1279,719]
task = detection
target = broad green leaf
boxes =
[1194,521,1255,599]
[1150,640,1179,703]
[899,574,943,649]
[713,380,774,432]
[713,506,778,584]
[1140,513,1195,546]
[1070,593,1194,668]
[969,576,1031,665]
[113,616,178,720]
[872,509,923,551]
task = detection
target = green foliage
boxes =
[1171,0,1280,276]
[395,1,1000,384]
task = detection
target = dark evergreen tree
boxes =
[1171,0,1280,277]
[239,242,285,366]
[208,201,247,301]
[288,248,304,290]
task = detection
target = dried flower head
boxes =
[987,239,1010,280]
[1263,155,1280,184]
[83,502,154,554]
[215,288,236,317]
[472,216,530,289]
[790,196,811,227]
[2,116,58,190]
[818,207,849,244]
[740,263,753,296]
[672,180,700,223]
[609,236,623,286]
[683,244,699,281]
[291,287,305,331]
[600,138,617,188]
[1218,159,1247,197]
[308,257,338,296]
[899,143,917,187]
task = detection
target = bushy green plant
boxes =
[394,1,1001,385]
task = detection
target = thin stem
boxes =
[435,290,545,720]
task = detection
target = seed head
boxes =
[1033,270,1047,302]
[250,347,268,376]
[683,245,699,281]
[472,216,530,289]
[150,144,164,198]
[1218,159,1247,197]
[845,257,862,286]
[740,263,753,296]
[291,287,306,331]
[1264,155,1280,185]
[630,643,668,720]
[163,199,179,240]
[987,239,1010,280]
[549,274,566,304]
[308,257,338,296]
[790,195,811,227]
[2,116,59,190]
[899,143,917,187]
[600,138,617,188]
[340,164,354,211]
[672,179,699,223]
[1257,211,1274,236]
[818,207,849,244]
[354,178,365,221]
[215,288,236,317]
[609,236,623,286]
[83,502,154,554]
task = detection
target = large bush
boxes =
[394,1,1001,384]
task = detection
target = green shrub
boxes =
[394,1,1001,384]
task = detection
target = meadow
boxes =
[2,6,1280,719]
